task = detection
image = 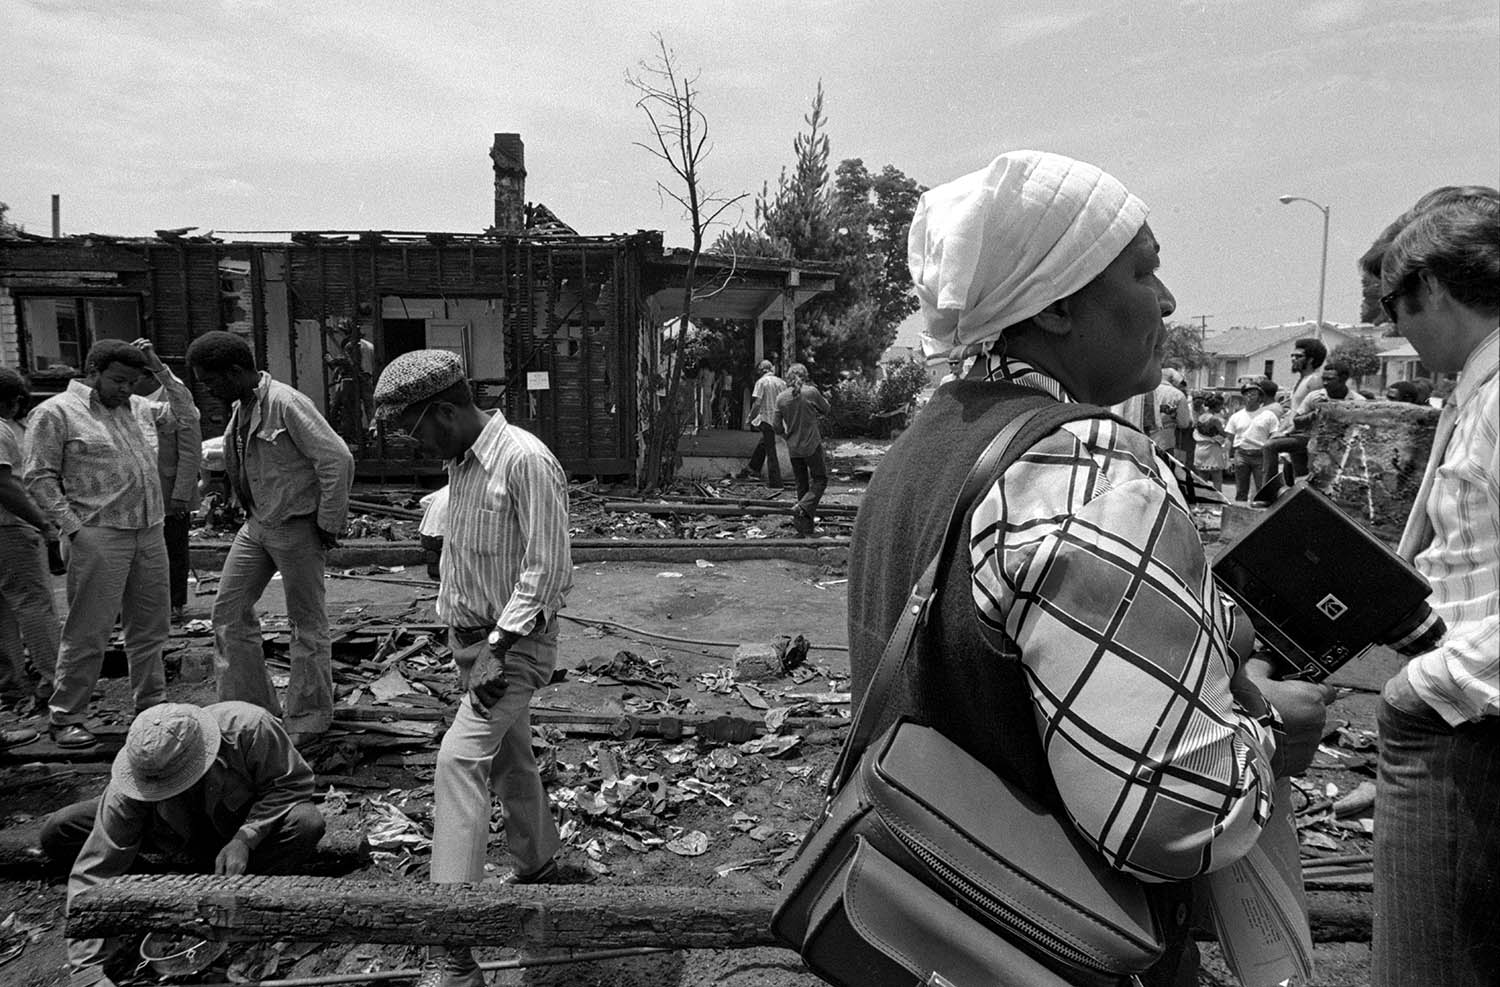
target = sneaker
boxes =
[171,606,186,624]
[503,858,560,885]
[414,949,484,987]
[50,724,98,749]
[734,469,754,480]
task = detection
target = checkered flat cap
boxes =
[373,349,466,422]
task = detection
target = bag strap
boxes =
[826,399,1117,797]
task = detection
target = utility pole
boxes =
[1190,314,1212,387]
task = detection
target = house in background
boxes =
[1202,321,1368,392]
[0,133,836,480]
[1375,336,1429,389]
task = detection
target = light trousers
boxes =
[430,629,560,883]
[212,516,332,733]
[0,524,58,700]
[51,525,168,726]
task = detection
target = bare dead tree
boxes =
[627,33,748,492]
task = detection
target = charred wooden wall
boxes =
[2,235,651,476]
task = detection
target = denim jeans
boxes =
[212,516,332,733]
[1233,447,1265,502]
[51,525,168,726]
[1259,434,1309,482]
[745,422,782,486]
[790,445,828,521]
[1373,696,1500,986]
[0,525,58,701]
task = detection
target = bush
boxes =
[826,377,879,437]
[875,358,930,415]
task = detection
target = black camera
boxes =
[1213,483,1445,683]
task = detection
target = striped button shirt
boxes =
[23,374,190,535]
[436,410,573,642]
[1407,328,1499,725]
[969,353,1279,882]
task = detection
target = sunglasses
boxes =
[1379,289,1404,325]
[1380,272,1421,325]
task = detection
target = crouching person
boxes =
[41,702,324,987]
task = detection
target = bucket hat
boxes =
[111,703,221,802]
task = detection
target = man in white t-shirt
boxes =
[1224,378,1280,501]
[736,360,786,489]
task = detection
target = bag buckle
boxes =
[925,974,958,987]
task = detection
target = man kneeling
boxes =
[41,702,324,987]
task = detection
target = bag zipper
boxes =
[889,826,1119,977]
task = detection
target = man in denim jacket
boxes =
[187,332,353,746]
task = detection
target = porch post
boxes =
[780,276,798,371]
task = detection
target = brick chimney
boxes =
[490,133,526,232]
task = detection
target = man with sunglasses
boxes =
[186,331,353,748]
[1260,337,1329,482]
[373,350,572,987]
[1367,193,1499,987]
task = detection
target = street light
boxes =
[1278,194,1330,340]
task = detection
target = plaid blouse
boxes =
[970,354,1279,882]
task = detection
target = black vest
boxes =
[848,379,1061,804]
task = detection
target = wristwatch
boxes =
[487,628,504,647]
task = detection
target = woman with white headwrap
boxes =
[847,151,1333,985]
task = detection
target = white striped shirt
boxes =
[435,411,573,638]
[1408,328,1499,724]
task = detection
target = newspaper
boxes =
[1205,778,1315,987]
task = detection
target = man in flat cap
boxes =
[41,702,324,987]
[374,350,572,987]
[187,331,354,746]
[736,358,786,488]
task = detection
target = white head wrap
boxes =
[908,150,1149,364]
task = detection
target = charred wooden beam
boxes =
[70,875,781,948]
[71,873,1373,947]
[602,502,855,519]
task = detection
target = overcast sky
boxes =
[4,0,1496,332]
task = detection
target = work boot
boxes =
[50,724,98,749]
[415,947,484,987]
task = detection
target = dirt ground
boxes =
[0,494,1385,985]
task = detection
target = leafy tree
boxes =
[1160,321,1209,372]
[757,82,837,263]
[719,85,926,384]
[836,161,924,333]
[0,202,22,236]
[1329,334,1382,383]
